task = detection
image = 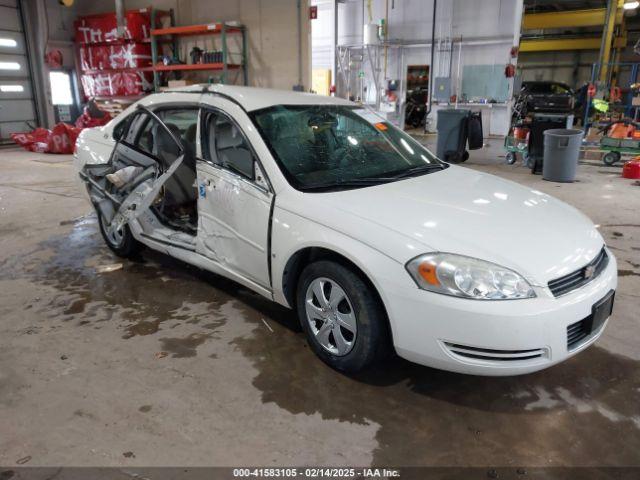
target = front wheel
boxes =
[97,212,141,258]
[505,151,517,165]
[296,260,389,373]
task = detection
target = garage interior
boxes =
[0,0,639,475]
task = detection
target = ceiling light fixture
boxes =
[624,1,639,10]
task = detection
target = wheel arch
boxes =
[281,246,395,346]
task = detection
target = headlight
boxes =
[406,253,536,300]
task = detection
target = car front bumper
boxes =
[384,249,618,376]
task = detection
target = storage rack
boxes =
[149,11,248,90]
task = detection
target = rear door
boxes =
[82,106,188,237]
[196,102,274,290]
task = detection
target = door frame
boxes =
[196,103,276,290]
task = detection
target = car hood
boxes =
[286,166,604,285]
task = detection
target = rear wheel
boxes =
[603,151,620,166]
[97,212,141,258]
[505,152,517,165]
[296,260,389,373]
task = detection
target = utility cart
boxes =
[598,120,640,165]
[504,126,529,165]
[600,138,640,165]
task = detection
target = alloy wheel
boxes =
[305,277,357,356]
[100,214,124,248]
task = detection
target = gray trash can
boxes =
[542,129,584,183]
[436,109,470,161]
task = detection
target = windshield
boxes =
[250,105,446,191]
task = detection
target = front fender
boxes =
[271,206,416,342]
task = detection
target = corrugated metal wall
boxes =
[0,0,37,143]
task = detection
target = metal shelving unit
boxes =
[149,13,248,90]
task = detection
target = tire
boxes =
[505,152,517,165]
[603,151,620,166]
[296,260,389,373]
[97,211,141,258]
[461,150,470,162]
[525,154,535,169]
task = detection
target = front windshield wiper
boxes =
[300,177,393,191]
[386,163,448,180]
[299,164,448,192]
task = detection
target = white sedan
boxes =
[74,85,617,375]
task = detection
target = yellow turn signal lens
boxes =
[417,261,440,286]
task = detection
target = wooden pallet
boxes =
[94,96,145,116]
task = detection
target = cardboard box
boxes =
[585,127,602,142]
[167,80,197,88]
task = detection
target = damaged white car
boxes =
[74,85,617,375]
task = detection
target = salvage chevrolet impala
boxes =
[74,85,617,375]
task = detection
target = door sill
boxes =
[140,232,196,251]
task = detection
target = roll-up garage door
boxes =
[0,0,37,144]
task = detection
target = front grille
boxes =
[566,319,589,350]
[444,342,547,362]
[548,247,608,297]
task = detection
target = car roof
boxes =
[163,84,355,112]
[522,81,571,88]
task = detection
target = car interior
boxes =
[204,112,255,180]
[83,107,266,245]
[146,119,199,233]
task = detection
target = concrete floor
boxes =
[0,144,639,468]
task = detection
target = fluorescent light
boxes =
[0,38,17,47]
[0,85,23,92]
[0,61,20,70]
[624,1,639,9]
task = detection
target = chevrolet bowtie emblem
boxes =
[584,265,596,279]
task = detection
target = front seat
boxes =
[215,121,254,179]
[152,123,197,207]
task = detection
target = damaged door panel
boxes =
[197,106,273,290]
[108,153,185,235]
[78,105,196,244]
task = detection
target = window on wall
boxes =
[0,38,17,48]
[0,61,20,70]
[49,71,73,105]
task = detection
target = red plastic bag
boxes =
[11,123,82,154]
[11,128,51,153]
[11,100,111,154]
[75,109,112,129]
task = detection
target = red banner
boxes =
[80,71,153,97]
[74,10,153,44]
[79,43,152,71]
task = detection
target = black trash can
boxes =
[436,109,470,162]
